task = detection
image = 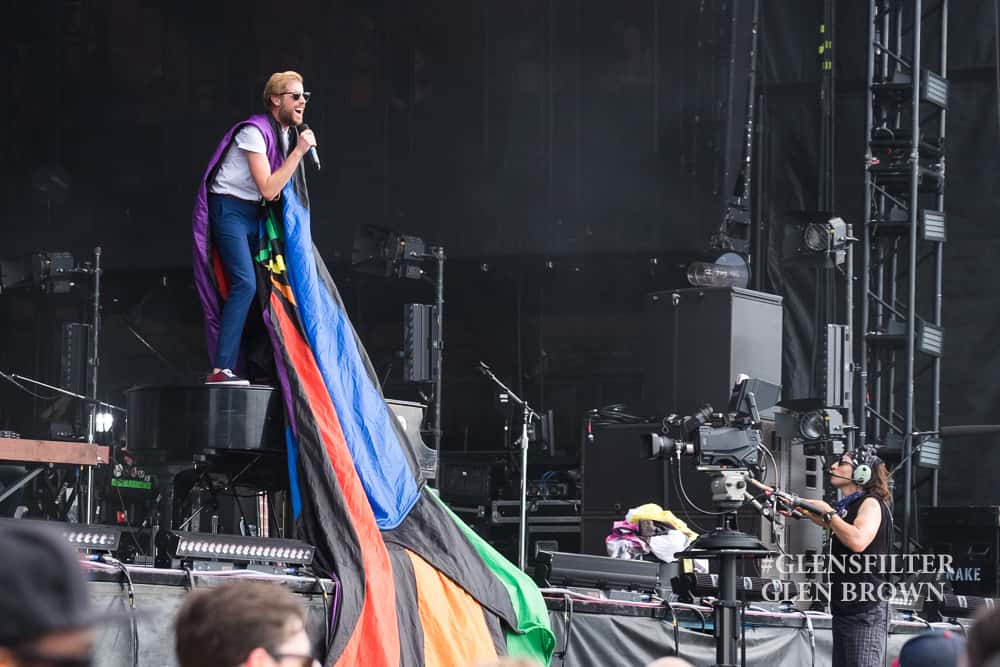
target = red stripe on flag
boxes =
[272,294,400,667]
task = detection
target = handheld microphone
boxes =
[297,123,321,171]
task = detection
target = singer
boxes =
[192,70,317,384]
[799,450,893,667]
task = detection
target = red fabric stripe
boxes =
[271,294,400,667]
[211,248,230,298]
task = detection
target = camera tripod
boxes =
[676,470,773,667]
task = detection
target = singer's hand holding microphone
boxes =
[295,124,320,171]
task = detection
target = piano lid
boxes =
[125,384,284,459]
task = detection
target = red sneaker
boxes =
[205,369,250,386]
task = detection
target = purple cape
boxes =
[191,113,283,364]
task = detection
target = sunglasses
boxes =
[278,91,311,102]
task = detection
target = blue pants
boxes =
[208,194,261,370]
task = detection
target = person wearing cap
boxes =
[0,524,100,667]
[174,580,319,667]
[892,629,965,667]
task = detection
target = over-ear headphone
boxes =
[850,447,882,486]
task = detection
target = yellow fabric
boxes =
[626,503,699,540]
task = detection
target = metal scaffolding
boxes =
[861,0,948,553]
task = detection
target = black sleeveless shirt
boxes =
[829,493,893,615]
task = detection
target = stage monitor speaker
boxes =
[386,398,437,482]
[922,506,1000,597]
[641,287,782,419]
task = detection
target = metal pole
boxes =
[860,0,877,448]
[84,246,102,525]
[476,362,534,570]
[717,554,738,666]
[903,0,922,554]
[518,404,531,571]
[931,0,947,507]
[752,91,765,292]
[846,227,855,448]
[432,247,445,453]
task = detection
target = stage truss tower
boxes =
[861,0,948,552]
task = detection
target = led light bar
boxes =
[0,518,121,551]
[162,530,315,566]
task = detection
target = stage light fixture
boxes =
[917,320,945,357]
[921,69,949,109]
[0,518,121,551]
[801,217,848,255]
[919,209,947,242]
[775,402,845,455]
[351,225,429,280]
[916,437,942,469]
[95,411,114,433]
[533,550,662,593]
[686,252,750,289]
[162,530,315,566]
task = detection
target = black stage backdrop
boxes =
[0,1,998,507]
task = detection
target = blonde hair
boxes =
[261,71,303,108]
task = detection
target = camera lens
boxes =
[799,410,828,440]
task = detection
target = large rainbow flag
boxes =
[194,155,553,665]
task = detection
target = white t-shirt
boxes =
[209,125,290,201]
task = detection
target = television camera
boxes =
[641,377,783,667]
[640,377,781,472]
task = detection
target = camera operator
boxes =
[798,449,893,667]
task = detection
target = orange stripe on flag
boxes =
[407,549,499,667]
[272,294,400,667]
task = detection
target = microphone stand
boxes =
[478,361,537,570]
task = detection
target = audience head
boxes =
[967,607,1000,667]
[175,580,315,667]
[0,523,101,667]
[892,629,964,667]
[646,658,695,667]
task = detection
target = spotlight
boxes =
[801,217,848,255]
[781,214,852,267]
[686,252,749,289]
[775,400,845,455]
[95,411,114,433]
[798,409,844,441]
